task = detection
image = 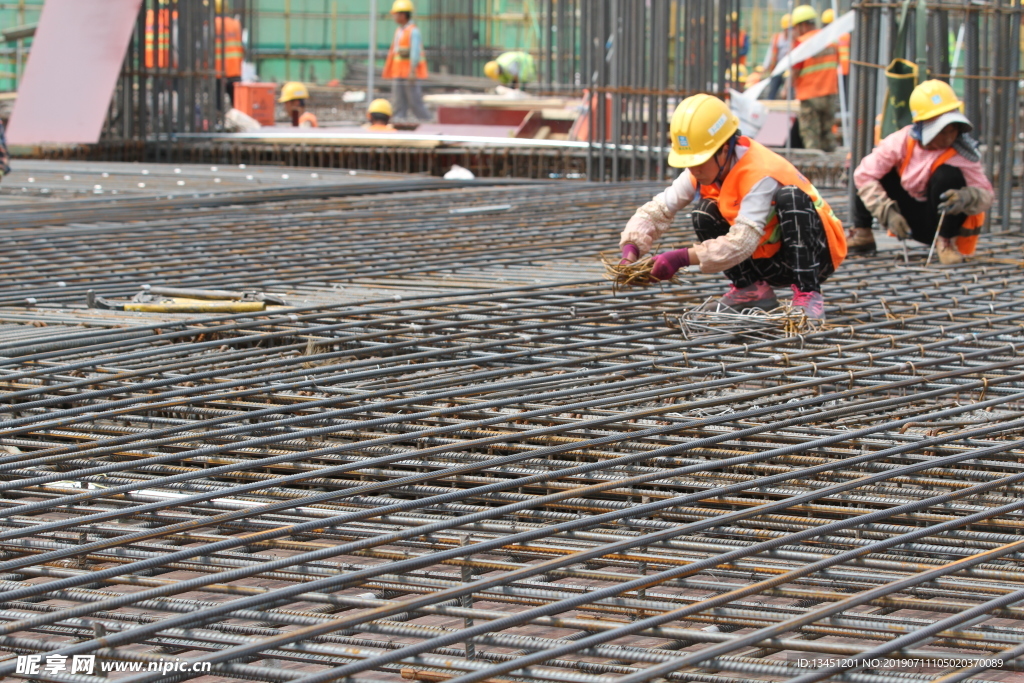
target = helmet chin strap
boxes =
[711,135,739,186]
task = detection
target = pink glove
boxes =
[619,243,639,265]
[651,248,689,281]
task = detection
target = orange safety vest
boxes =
[691,137,847,269]
[363,123,396,132]
[838,33,850,76]
[215,16,243,78]
[792,30,839,100]
[898,137,984,255]
[382,23,428,79]
[725,29,748,66]
[298,112,318,128]
[144,9,173,69]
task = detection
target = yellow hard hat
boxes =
[910,79,964,122]
[727,63,748,82]
[278,82,310,103]
[668,94,739,169]
[791,4,818,26]
[215,0,224,11]
[483,61,501,81]
[821,8,834,24]
[730,10,739,20]
[391,0,414,13]
[780,13,791,29]
[368,98,393,117]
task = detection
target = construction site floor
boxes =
[1,161,1024,683]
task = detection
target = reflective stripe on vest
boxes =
[145,9,172,69]
[689,137,847,268]
[838,33,850,76]
[215,16,243,78]
[898,136,985,253]
[793,30,839,100]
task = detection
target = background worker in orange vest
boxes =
[382,0,430,121]
[144,0,176,70]
[762,13,791,100]
[851,81,992,264]
[364,99,397,132]
[618,95,846,320]
[214,0,244,107]
[822,9,850,102]
[790,5,839,152]
[279,82,318,128]
[724,12,750,67]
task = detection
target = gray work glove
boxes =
[878,199,911,239]
[938,187,988,215]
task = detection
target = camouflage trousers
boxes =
[798,94,837,153]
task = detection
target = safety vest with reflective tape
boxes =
[898,137,984,255]
[690,137,846,268]
[382,23,428,79]
[144,9,174,69]
[298,112,318,128]
[792,29,839,100]
[838,33,850,76]
[215,16,243,78]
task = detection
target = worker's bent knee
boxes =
[691,198,729,238]
[772,185,815,214]
[930,164,967,193]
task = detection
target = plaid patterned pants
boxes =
[692,186,835,293]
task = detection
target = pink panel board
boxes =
[7,0,142,144]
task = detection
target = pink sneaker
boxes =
[719,281,778,311]
[790,285,825,320]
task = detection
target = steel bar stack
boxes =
[2,171,1024,682]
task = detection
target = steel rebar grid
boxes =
[3,180,1024,683]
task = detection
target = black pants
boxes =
[692,186,834,293]
[851,166,968,244]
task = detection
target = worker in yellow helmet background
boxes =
[618,95,846,319]
[762,13,791,99]
[851,80,992,263]
[790,4,840,151]
[382,0,431,121]
[213,0,244,107]
[279,82,318,128]
[483,52,536,90]
[364,99,397,132]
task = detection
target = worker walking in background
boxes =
[364,99,397,132]
[724,12,750,66]
[484,51,536,90]
[790,5,839,152]
[279,83,318,128]
[214,0,244,107]
[383,0,430,121]
[821,9,850,101]
[618,95,846,319]
[762,14,791,100]
[850,80,991,264]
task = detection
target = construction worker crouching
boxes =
[850,80,992,264]
[790,5,839,152]
[279,82,318,128]
[618,95,846,320]
[484,51,536,90]
[364,99,397,132]
[383,0,430,121]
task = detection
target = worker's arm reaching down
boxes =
[618,163,781,275]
